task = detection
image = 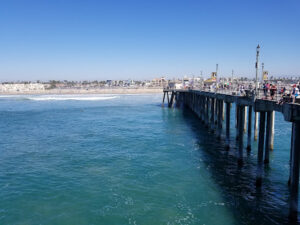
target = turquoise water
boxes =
[0,94,293,224]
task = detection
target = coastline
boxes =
[0,87,163,95]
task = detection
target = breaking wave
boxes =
[0,95,119,101]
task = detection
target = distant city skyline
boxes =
[0,0,299,81]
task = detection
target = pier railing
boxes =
[163,87,299,104]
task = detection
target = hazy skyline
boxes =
[0,0,299,81]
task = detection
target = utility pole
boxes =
[255,45,260,97]
[232,70,234,81]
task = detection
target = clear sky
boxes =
[0,0,299,81]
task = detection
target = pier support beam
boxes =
[244,106,247,133]
[220,100,223,127]
[264,111,271,164]
[269,111,275,150]
[256,111,266,187]
[247,106,253,151]
[215,99,218,125]
[236,105,240,140]
[210,98,215,130]
[217,100,223,139]
[238,105,245,166]
[289,122,300,221]
[205,97,209,128]
[222,101,225,121]
[162,92,166,107]
[168,91,175,108]
[254,112,259,141]
[225,102,231,150]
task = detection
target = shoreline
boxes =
[0,88,163,95]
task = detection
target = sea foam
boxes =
[0,95,119,101]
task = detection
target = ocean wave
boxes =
[28,96,119,101]
[0,95,119,101]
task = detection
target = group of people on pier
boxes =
[202,81,300,104]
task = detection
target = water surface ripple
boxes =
[0,94,294,224]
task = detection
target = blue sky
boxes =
[0,0,299,81]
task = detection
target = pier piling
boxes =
[289,122,300,221]
[256,111,266,187]
[238,105,245,166]
[264,111,271,164]
[254,112,259,141]
[247,106,253,151]
[236,105,240,140]
[210,98,215,130]
[225,102,231,150]
[269,111,275,150]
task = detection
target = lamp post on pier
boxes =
[261,62,264,83]
[215,64,218,93]
[255,45,260,98]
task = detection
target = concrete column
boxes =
[269,111,275,150]
[200,96,203,120]
[238,105,245,166]
[235,105,238,128]
[256,111,266,187]
[289,121,300,222]
[205,97,209,128]
[215,99,218,125]
[210,98,215,130]
[162,92,166,107]
[254,112,259,141]
[167,91,170,106]
[220,100,223,127]
[168,91,175,108]
[236,105,240,140]
[217,100,223,139]
[264,111,271,164]
[222,101,225,121]
[247,106,253,151]
[225,102,231,150]
[244,106,247,133]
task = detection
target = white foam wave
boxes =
[27,96,118,101]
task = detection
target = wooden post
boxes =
[256,111,266,187]
[254,112,259,141]
[264,111,271,164]
[225,102,231,150]
[289,121,300,222]
[247,106,253,151]
[238,105,245,166]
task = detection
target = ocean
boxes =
[0,94,294,224]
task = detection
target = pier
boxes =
[163,88,300,222]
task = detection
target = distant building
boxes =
[152,77,168,87]
[0,83,45,93]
